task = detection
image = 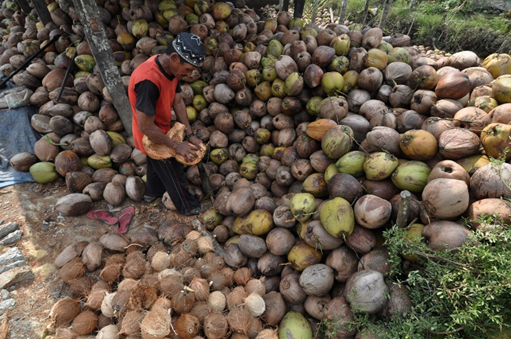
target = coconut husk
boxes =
[203,312,228,339]
[117,278,139,292]
[53,327,77,339]
[175,314,201,339]
[189,301,211,323]
[49,298,81,327]
[101,292,116,318]
[151,296,172,311]
[140,306,171,339]
[208,291,227,313]
[139,273,160,290]
[226,306,252,335]
[58,258,86,283]
[227,286,247,309]
[99,263,123,284]
[128,285,158,310]
[142,122,206,165]
[68,276,94,299]
[70,310,98,335]
[104,253,126,266]
[84,288,107,311]
[122,255,147,280]
[171,288,195,315]
[119,310,145,336]
[92,280,111,292]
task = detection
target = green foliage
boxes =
[327,222,511,338]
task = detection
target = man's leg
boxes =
[145,158,166,198]
[146,157,200,214]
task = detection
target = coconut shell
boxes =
[103,182,126,206]
[9,152,38,172]
[141,306,171,339]
[99,233,129,252]
[99,263,123,284]
[203,313,228,339]
[128,285,158,310]
[56,193,92,217]
[65,171,92,193]
[85,288,107,311]
[59,257,86,283]
[119,310,145,336]
[174,313,201,339]
[49,297,81,327]
[90,130,113,156]
[123,257,147,280]
[110,144,132,163]
[54,241,88,268]
[226,306,252,335]
[83,182,106,201]
[69,310,98,335]
[125,176,145,202]
[81,241,104,272]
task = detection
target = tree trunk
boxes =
[338,0,348,24]
[362,0,371,25]
[379,0,394,29]
[409,0,416,11]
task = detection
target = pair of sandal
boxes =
[86,206,134,234]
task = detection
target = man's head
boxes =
[166,32,206,80]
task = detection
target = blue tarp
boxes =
[0,79,41,188]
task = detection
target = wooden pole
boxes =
[71,0,133,136]
[339,0,348,24]
[396,190,411,228]
[379,0,394,29]
[31,0,52,26]
[16,0,32,15]
[294,0,305,18]
[282,0,290,12]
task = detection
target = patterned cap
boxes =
[172,32,206,67]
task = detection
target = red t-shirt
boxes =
[128,55,180,154]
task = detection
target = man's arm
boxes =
[137,109,197,159]
[173,93,193,136]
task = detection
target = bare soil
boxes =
[0,179,185,338]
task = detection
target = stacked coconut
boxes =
[49,220,291,339]
[3,0,511,337]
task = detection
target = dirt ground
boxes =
[0,179,185,338]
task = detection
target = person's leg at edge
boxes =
[146,157,201,214]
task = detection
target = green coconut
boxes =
[321,72,344,96]
[324,163,340,183]
[492,77,511,104]
[278,311,313,339]
[321,125,354,160]
[336,150,367,177]
[363,152,399,181]
[245,209,274,235]
[320,197,355,238]
[239,161,257,180]
[202,208,223,230]
[330,34,350,56]
[289,193,316,223]
[287,242,321,272]
[388,47,410,64]
[29,162,59,183]
[306,96,323,116]
[87,154,112,169]
[210,148,229,165]
[268,40,283,58]
[391,161,431,192]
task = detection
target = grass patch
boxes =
[335,0,511,56]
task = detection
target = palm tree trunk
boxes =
[379,0,393,29]
[338,0,348,24]
[362,0,371,25]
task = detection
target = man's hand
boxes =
[189,135,202,148]
[174,141,198,162]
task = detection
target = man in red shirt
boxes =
[128,32,210,216]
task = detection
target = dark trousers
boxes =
[146,157,200,214]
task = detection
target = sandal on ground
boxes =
[117,206,135,234]
[86,209,118,225]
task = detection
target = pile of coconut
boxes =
[47,220,296,339]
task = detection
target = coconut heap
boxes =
[3,0,511,337]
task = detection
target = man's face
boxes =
[170,53,199,81]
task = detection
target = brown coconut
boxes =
[59,257,86,283]
[49,297,81,327]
